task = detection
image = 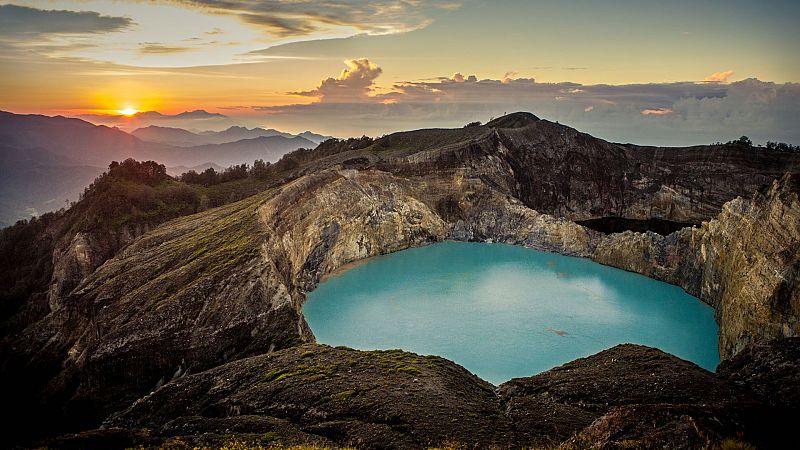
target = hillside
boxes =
[2,112,799,448]
[0,112,318,224]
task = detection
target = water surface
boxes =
[304,241,719,384]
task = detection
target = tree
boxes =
[250,159,270,179]
[726,136,753,148]
[766,141,800,152]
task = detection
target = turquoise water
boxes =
[303,241,720,384]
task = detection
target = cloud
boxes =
[139,43,193,55]
[291,58,383,102]
[169,1,459,38]
[641,108,674,116]
[449,73,478,83]
[0,4,132,37]
[704,69,735,83]
[253,62,800,145]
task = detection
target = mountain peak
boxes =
[174,109,227,119]
[486,112,540,129]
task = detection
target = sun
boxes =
[118,106,139,116]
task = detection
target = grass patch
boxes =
[263,364,337,383]
[323,390,356,403]
[390,365,421,375]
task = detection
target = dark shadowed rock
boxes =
[106,344,512,449]
[39,343,774,450]
[498,344,757,447]
[717,337,800,409]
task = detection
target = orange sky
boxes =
[1,1,798,144]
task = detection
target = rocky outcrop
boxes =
[717,337,800,409]
[105,344,510,449]
[47,224,153,311]
[1,195,307,440]
[492,113,799,223]
[501,344,764,449]
[593,174,800,359]
[33,343,771,449]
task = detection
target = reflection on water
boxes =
[304,241,720,384]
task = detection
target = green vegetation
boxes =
[0,157,278,322]
[262,364,337,383]
[357,349,428,375]
[715,439,757,450]
[392,365,421,374]
[323,389,356,402]
[367,127,488,158]
[0,159,201,329]
[139,195,267,310]
[765,141,800,152]
[718,135,799,152]
[0,214,54,327]
[72,158,201,232]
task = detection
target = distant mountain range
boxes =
[0,111,325,225]
[78,109,236,131]
[132,125,332,147]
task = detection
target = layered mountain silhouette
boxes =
[78,109,235,131]
[132,125,332,147]
[0,111,323,225]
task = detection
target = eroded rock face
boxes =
[492,115,798,223]
[593,175,800,359]
[1,196,309,438]
[47,224,153,311]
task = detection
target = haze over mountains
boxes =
[0,110,331,226]
[78,109,237,132]
[132,125,331,147]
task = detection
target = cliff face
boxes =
[492,113,798,222]
[593,175,800,359]
[2,113,799,446]
[47,224,153,311]
[2,194,309,433]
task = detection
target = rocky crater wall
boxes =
[3,113,799,445]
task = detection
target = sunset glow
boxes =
[118,107,139,116]
[0,0,797,144]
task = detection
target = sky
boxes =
[0,0,799,145]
